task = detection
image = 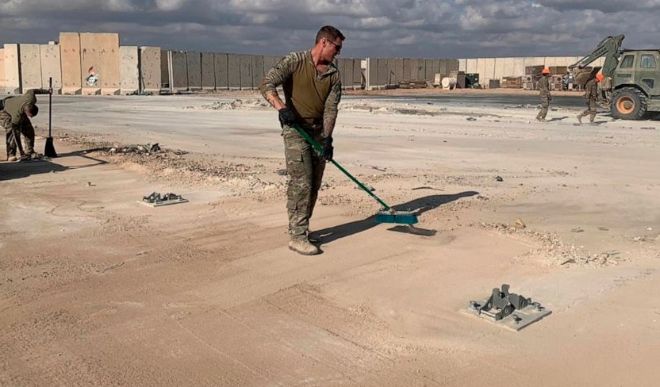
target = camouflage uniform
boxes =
[260,51,342,240]
[536,75,551,121]
[577,78,598,123]
[2,90,38,159]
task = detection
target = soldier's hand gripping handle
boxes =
[278,107,297,127]
[321,136,333,161]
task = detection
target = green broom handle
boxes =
[291,124,391,210]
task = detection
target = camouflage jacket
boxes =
[537,76,550,98]
[260,50,341,133]
[2,89,38,127]
[584,79,598,101]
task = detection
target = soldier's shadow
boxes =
[314,191,479,244]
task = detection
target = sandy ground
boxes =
[1,90,659,386]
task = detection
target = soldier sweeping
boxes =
[260,25,344,255]
[536,67,551,121]
[1,88,50,161]
[577,72,603,124]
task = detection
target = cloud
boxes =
[0,0,657,57]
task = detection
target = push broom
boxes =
[44,77,57,158]
[292,124,418,225]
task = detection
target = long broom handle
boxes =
[48,77,52,137]
[291,124,391,210]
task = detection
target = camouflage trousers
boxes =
[577,100,598,122]
[536,97,550,120]
[282,125,326,241]
[1,110,34,158]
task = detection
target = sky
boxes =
[1,0,658,58]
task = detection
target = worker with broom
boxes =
[260,25,345,255]
[1,88,51,161]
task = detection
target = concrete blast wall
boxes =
[201,52,215,89]
[3,44,21,94]
[80,33,120,95]
[139,47,160,93]
[252,55,264,90]
[186,51,202,90]
[60,33,82,94]
[0,49,5,93]
[170,51,188,91]
[160,50,170,90]
[215,53,228,89]
[227,54,240,89]
[40,44,62,93]
[19,44,42,90]
[239,55,252,89]
[120,46,139,95]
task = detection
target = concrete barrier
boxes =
[186,51,202,90]
[3,44,22,94]
[466,58,477,74]
[261,55,279,87]
[59,33,81,94]
[139,47,161,93]
[0,49,5,93]
[353,59,363,89]
[40,44,62,93]
[170,51,188,91]
[160,50,171,91]
[201,52,215,90]
[228,54,240,89]
[393,58,404,85]
[424,59,434,82]
[458,58,467,72]
[376,58,388,85]
[119,46,139,94]
[251,55,264,90]
[19,44,42,90]
[80,33,120,95]
[239,55,253,89]
[214,53,229,89]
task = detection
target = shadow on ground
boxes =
[315,191,479,245]
[0,149,107,181]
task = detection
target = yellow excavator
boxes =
[569,35,660,119]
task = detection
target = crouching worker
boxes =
[260,25,345,255]
[1,88,50,161]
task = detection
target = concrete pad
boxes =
[186,51,202,91]
[160,50,171,92]
[170,51,188,91]
[59,33,82,95]
[40,44,62,93]
[214,53,229,90]
[80,33,120,95]
[251,55,264,91]
[19,44,42,90]
[3,44,22,94]
[228,54,240,89]
[201,52,215,90]
[119,46,139,95]
[139,47,161,94]
[239,55,253,90]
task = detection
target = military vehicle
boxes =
[570,34,660,119]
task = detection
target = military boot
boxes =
[288,238,320,255]
[6,155,18,162]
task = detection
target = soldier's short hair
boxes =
[315,26,345,44]
[25,104,38,117]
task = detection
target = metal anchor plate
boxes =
[465,284,551,331]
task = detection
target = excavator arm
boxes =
[569,34,625,77]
